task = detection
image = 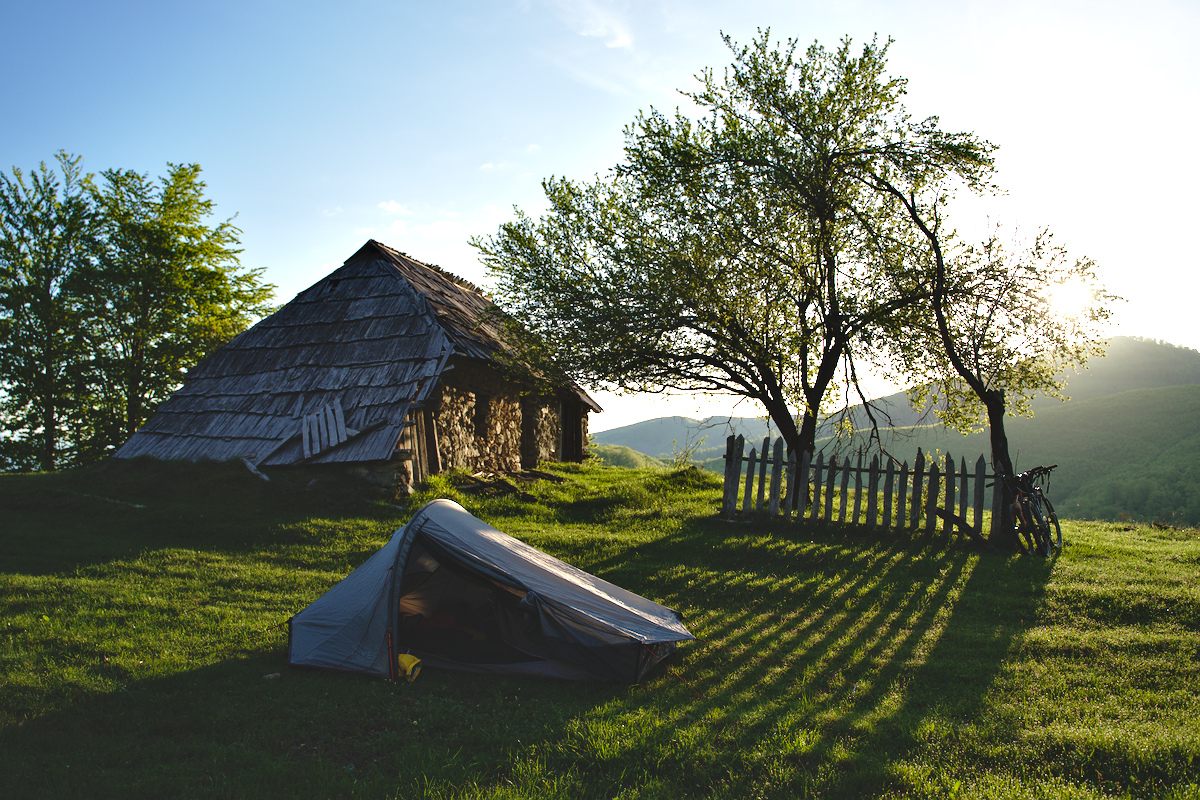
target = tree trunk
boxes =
[795,329,849,455]
[983,388,1017,548]
[761,395,802,458]
[39,384,57,472]
[984,389,1012,478]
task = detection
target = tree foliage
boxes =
[0,153,274,471]
[476,31,995,455]
[81,164,274,452]
[866,155,1117,476]
[863,166,1117,544]
[906,229,1113,432]
[0,153,100,471]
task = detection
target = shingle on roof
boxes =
[364,240,507,362]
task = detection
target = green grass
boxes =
[2,459,1198,798]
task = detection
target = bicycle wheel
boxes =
[1029,502,1050,556]
[1013,500,1037,555]
[1041,497,1063,554]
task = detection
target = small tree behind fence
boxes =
[721,435,1002,543]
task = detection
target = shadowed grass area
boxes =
[1,460,1197,798]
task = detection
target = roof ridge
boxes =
[367,239,492,301]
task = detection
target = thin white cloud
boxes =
[378,200,412,215]
[531,4,693,102]
[524,144,541,154]
[545,0,634,50]
[322,207,344,217]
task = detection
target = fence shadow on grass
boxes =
[566,515,1056,797]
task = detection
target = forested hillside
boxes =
[592,337,1200,523]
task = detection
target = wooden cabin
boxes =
[114,240,600,486]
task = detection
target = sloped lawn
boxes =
[1,459,1197,798]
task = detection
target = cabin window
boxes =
[473,394,490,438]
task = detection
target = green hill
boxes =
[588,443,667,469]
[595,337,1200,524]
[827,384,1200,524]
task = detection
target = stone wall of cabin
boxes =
[522,401,562,466]
[428,358,569,473]
[433,386,523,472]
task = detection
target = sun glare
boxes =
[1046,280,1095,321]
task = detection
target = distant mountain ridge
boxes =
[592,415,775,462]
[590,337,1200,524]
[831,336,1200,431]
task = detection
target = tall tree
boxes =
[0,156,275,471]
[79,164,275,453]
[478,174,815,450]
[877,191,1115,485]
[476,32,995,455]
[779,44,1118,549]
[0,152,100,471]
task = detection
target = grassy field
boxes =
[2,458,1198,799]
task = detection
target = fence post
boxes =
[883,459,895,531]
[838,456,851,523]
[925,461,940,535]
[943,452,955,539]
[743,447,757,519]
[810,451,824,521]
[973,455,987,536]
[866,455,879,529]
[783,450,797,520]
[722,435,737,518]
[824,455,837,522]
[898,461,909,530]
[852,455,864,525]
[769,438,784,517]
[911,449,925,529]
[958,456,969,539]
[755,436,770,512]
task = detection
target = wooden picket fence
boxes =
[720,435,1003,541]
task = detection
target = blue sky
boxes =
[4,0,1197,430]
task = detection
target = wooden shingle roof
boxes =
[114,240,593,466]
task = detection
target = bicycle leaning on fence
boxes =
[994,464,1063,556]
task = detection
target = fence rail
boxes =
[721,435,1002,542]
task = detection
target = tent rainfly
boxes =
[288,499,693,683]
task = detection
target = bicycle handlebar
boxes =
[987,464,1058,490]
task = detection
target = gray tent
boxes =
[288,499,693,683]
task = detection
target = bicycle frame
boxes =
[997,465,1059,556]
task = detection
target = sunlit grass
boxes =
[1,459,1197,798]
